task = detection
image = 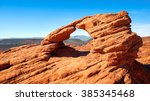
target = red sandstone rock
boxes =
[41,16,92,45]
[0,11,149,84]
[137,37,150,64]
[76,11,131,38]
[41,26,76,45]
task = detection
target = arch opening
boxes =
[64,29,93,45]
[52,29,92,57]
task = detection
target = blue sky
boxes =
[0,0,150,38]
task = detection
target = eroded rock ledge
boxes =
[0,11,150,84]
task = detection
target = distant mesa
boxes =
[70,35,92,41]
[0,11,150,84]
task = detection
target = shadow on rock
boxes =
[51,46,90,57]
[143,64,150,72]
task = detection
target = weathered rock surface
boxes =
[41,16,91,45]
[137,37,150,64]
[0,11,150,84]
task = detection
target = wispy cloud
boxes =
[128,10,150,36]
[132,24,150,36]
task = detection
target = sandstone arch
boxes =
[41,11,131,45]
[41,16,92,45]
[41,11,139,55]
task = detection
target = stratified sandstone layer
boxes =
[0,11,150,84]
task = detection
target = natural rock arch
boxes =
[40,11,143,70]
[41,16,92,45]
[41,11,131,45]
[41,11,139,55]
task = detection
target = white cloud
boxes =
[132,24,150,37]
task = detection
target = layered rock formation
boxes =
[0,11,150,84]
